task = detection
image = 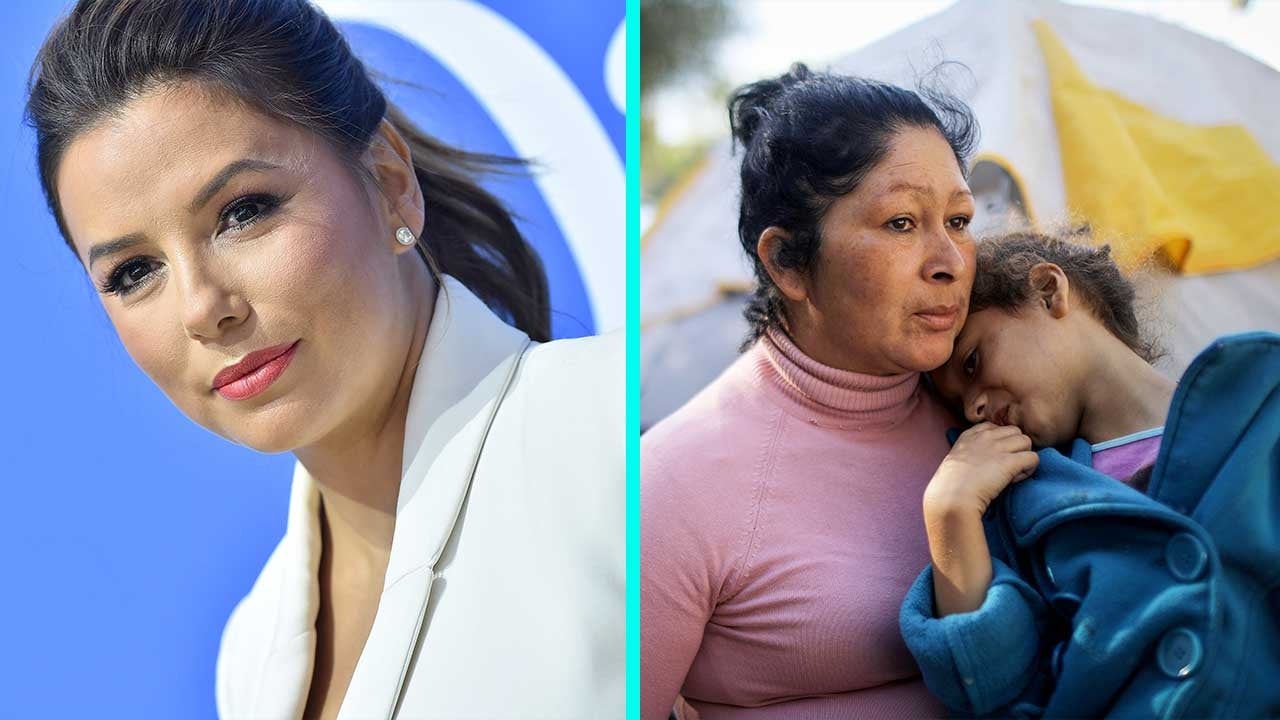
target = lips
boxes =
[913,304,961,332]
[992,406,1010,426]
[213,341,299,401]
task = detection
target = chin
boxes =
[896,339,956,373]
[199,406,310,455]
[235,434,299,455]
[1026,424,1068,450]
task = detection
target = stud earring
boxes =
[395,226,416,246]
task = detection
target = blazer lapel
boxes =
[337,277,530,720]
[250,462,323,720]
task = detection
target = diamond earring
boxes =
[395,226,416,246]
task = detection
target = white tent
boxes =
[641,0,1280,430]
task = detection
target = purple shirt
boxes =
[1092,427,1163,488]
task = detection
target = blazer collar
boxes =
[253,276,531,720]
[384,275,530,586]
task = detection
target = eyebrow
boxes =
[187,158,282,214]
[87,233,145,271]
[86,158,282,271]
[885,182,975,201]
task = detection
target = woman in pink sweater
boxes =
[641,64,979,719]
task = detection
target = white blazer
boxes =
[215,277,625,720]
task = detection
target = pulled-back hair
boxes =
[727,62,979,344]
[971,231,1160,362]
[26,0,550,341]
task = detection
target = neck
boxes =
[1077,333,1175,445]
[294,263,436,557]
[785,312,903,377]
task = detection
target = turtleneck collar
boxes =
[751,325,922,430]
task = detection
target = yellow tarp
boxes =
[1035,21,1280,274]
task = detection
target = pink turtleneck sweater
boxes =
[641,328,955,720]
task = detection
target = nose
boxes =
[175,259,249,341]
[920,224,969,283]
[965,388,988,425]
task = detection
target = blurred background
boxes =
[0,1,622,717]
[641,0,1280,430]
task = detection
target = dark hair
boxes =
[727,62,979,343]
[25,0,550,342]
[970,231,1160,363]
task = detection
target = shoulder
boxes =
[642,350,779,482]
[641,355,784,585]
[505,329,623,445]
[521,329,623,392]
[487,329,624,504]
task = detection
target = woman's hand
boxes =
[924,422,1039,517]
[922,423,1038,616]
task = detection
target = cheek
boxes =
[259,207,401,366]
[957,240,977,290]
[112,308,191,396]
[1008,363,1073,433]
[813,236,903,326]
[253,197,385,317]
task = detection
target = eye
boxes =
[101,257,162,297]
[218,193,280,234]
[962,347,979,377]
[948,215,972,230]
[887,216,915,232]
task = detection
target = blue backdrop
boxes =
[0,1,623,716]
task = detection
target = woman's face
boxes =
[56,83,424,453]
[797,125,976,375]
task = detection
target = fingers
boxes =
[998,432,1034,453]
[959,422,1033,451]
[1009,450,1039,482]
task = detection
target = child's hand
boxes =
[924,422,1039,518]
[922,423,1038,617]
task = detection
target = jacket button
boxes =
[1165,533,1208,582]
[1050,641,1067,676]
[1049,591,1081,618]
[1156,628,1203,678]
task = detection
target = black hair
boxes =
[26,0,550,341]
[728,62,978,344]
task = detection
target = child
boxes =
[899,231,1280,718]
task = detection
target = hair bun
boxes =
[728,62,812,149]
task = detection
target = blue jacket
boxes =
[899,332,1280,718]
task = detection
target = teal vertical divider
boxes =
[626,0,641,716]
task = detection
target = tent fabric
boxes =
[1036,21,1280,273]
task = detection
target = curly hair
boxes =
[971,231,1161,363]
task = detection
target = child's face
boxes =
[929,305,1087,448]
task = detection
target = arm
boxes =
[900,556,1049,716]
[640,447,715,720]
[924,423,1036,617]
[899,423,1048,715]
[923,496,994,617]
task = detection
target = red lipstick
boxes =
[213,341,299,401]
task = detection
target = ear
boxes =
[1028,262,1070,319]
[757,226,809,303]
[366,119,426,254]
